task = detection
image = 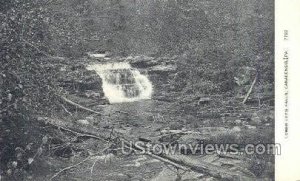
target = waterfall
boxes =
[87,62,153,103]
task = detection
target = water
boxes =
[86,62,197,129]
[87,62,153,103]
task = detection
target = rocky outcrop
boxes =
[125,56,178,99]
[128,55,177,72]
[54,63,109,104]
[52,55,179,104]
[58,64,102,93]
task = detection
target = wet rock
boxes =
[129,55,159,68]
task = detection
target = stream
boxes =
[86,62,153,103]
[35,59,274,180]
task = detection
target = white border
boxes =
[275,0,300,180]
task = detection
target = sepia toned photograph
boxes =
[1,0,277,180]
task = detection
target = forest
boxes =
[1,0,274,180]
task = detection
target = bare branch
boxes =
[59,95,102,115]
[242,75,258,104]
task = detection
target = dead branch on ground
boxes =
[50,146,111,180]
[61,104,72,116]
[39,117,255,180]
[59,95,129,116]
[38,117,108,143]
[59,95,102,114]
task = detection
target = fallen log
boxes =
[160,129,204,135]
[59,95,129,116]
[119,136,255,180]
[59,95,102,114]
[50,146,112,180]
[37,117,109,143]
[162,154,255,180]
[37,117,255,180]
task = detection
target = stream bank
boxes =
[1,55,274,180]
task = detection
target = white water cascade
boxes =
[86,62,153,103]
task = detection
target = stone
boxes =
[245,125,257,129]
[197,97,211,105]
[77,119,89,125]
[251,116,261,124]
[250,113,262,124]
[149,64,177,73]
[86,116,94,121]
[235,119,242,125]
[232,126,241,132]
